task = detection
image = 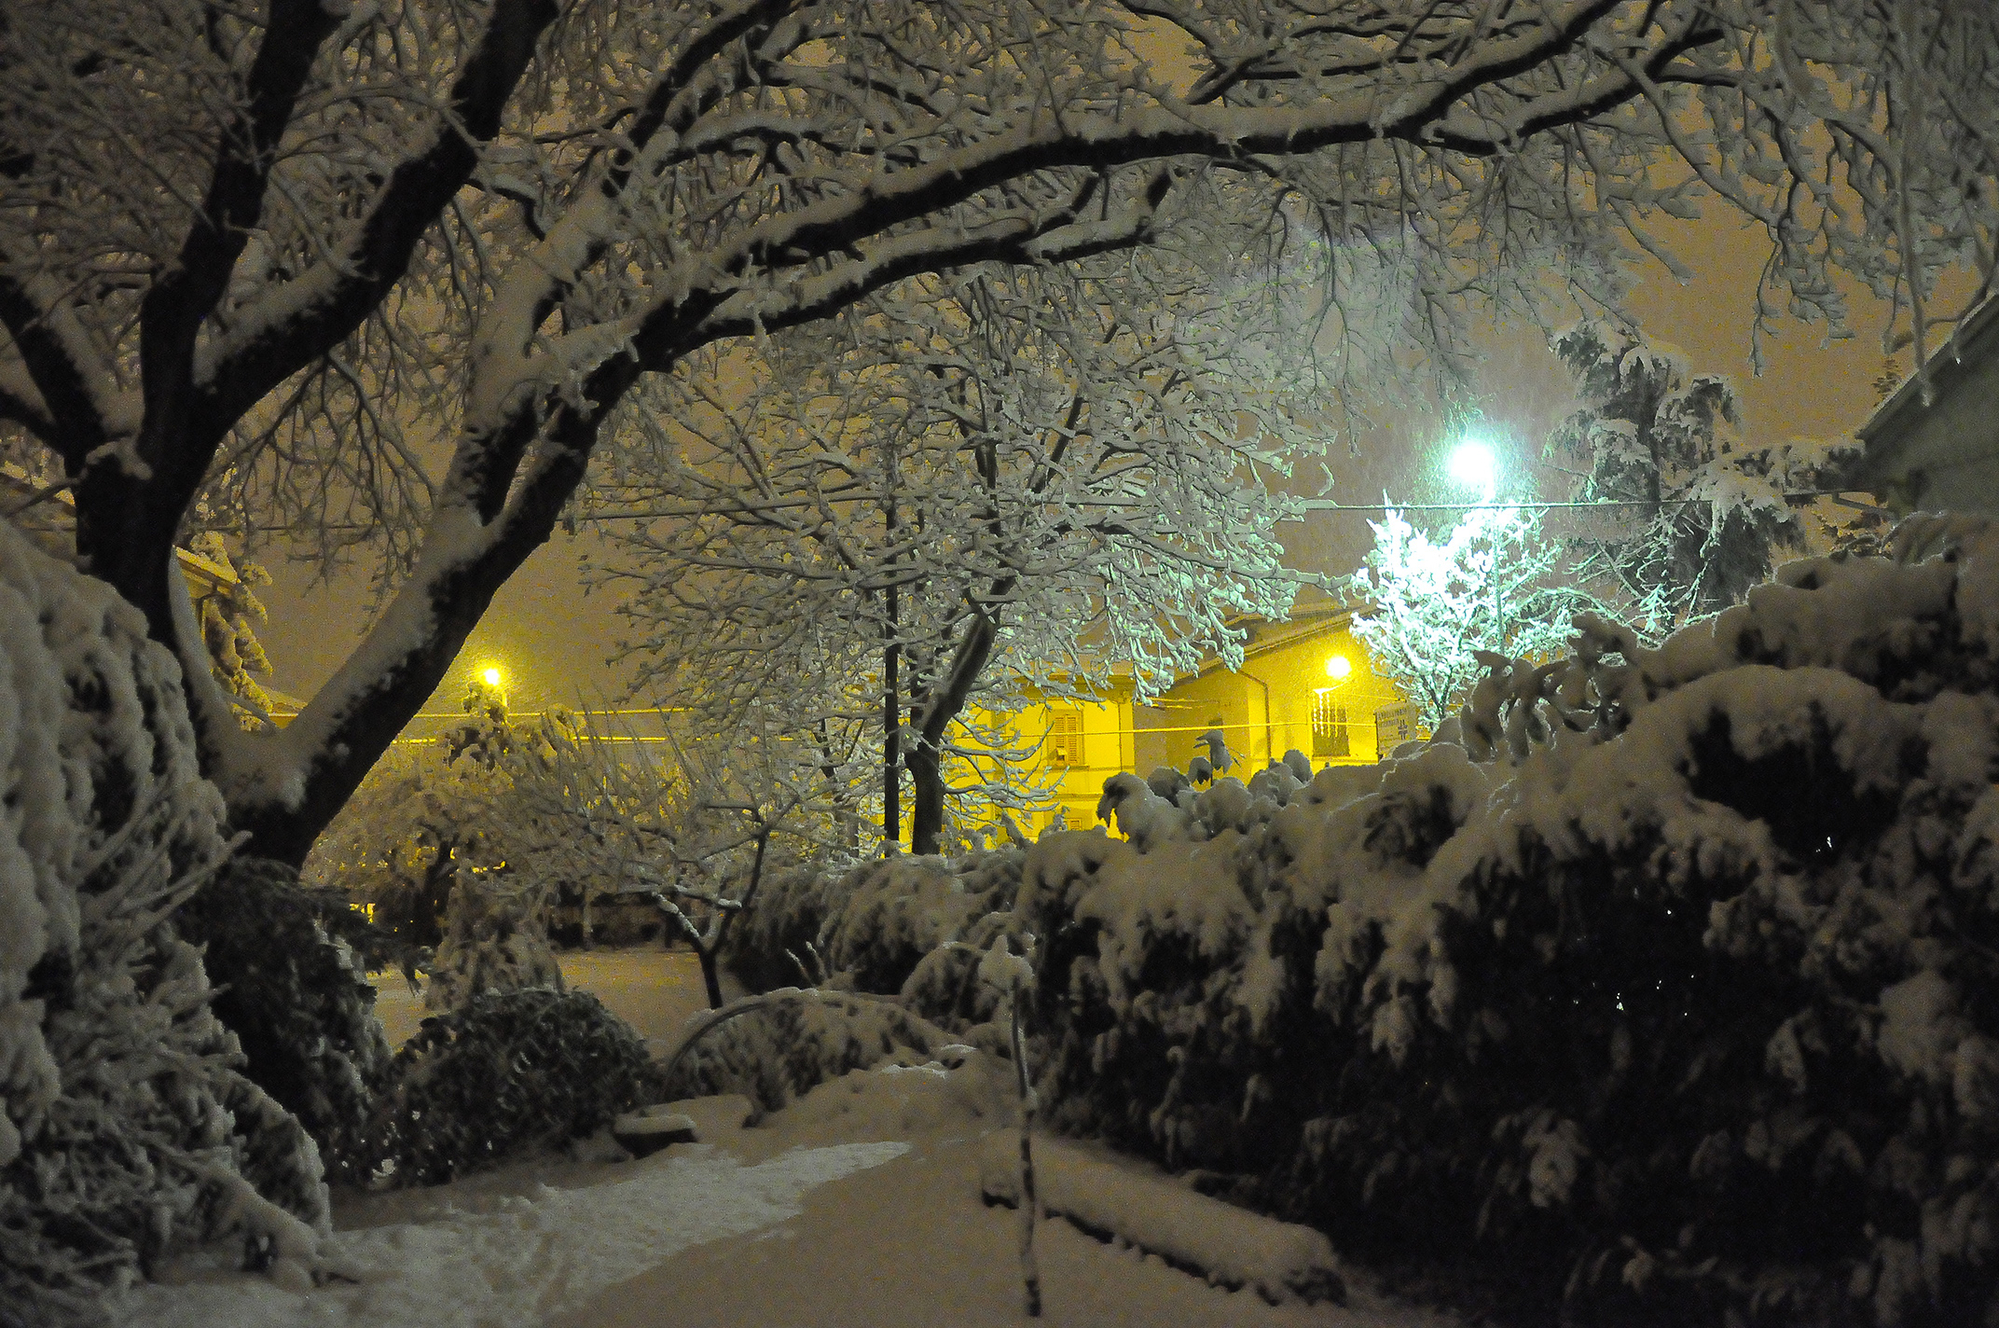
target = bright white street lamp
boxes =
[481,666,503,687]
[1448,439,1499,500]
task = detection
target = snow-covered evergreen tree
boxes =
[1349,507,1593,732]
[1549,321,1852,629]
[0,520,327,1326]
[183,532,279,729]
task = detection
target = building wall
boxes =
[963,685,1134,840]
[1851,299,1999,515]
[960,616,1415,843]
[1135,620,1410,779]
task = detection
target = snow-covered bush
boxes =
[367,987,657,1186]
[721,847,1023,996]
[659,989,949,1117]
[816,848,1023,992]
[842,522,1999,1326]
[0,521,326,1327]
[173,855,393,1189]
[899,908,1040,1032]
[718,861,843,992]
[423,864,564,1011]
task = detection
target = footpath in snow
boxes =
[125,1053,1460,1328]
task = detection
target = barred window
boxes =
[1311,693,1350,758]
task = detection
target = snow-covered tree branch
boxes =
[1,0,1991,865]
[597,250,1314,853]
[1549,320,1856,629]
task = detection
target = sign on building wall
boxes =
[1374,701,1423,754]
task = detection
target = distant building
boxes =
[1131,593,1409,782]
[1846,298,1999,514]
[967,678,1137,842]
[969,592,1413,841]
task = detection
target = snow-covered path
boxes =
[123,1059,1462,1328]
[559,1120,1456,1328]
[123,1134,906,1328]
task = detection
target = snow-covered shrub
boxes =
[721,848,1023,996]
[816,848,1023,992]
[367,987,657,1186]
[423,864,564,1011]
[0,521,327,1327]
[854,524,1999,1326]
[173,855,393,1189]
[718,861,841,992]
[899,908,1038,1031]
[659,989,949,1117]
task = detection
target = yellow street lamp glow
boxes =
[1324,653,1352,681]
[481,666,502,687]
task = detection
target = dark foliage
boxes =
[177,856,394,1187]
[367,988,659,1186]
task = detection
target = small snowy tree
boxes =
[500,706,831,1006]
[599,256,1314,854]
[308,676,565,1006]
[183,533,278,728]
[1349,507,1594,732]
[1549,321,1852,629]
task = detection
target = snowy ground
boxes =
[119,950,1463,1328]
[367,944,735,1052]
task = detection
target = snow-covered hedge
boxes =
[172,855,392,1189]
[366,987,658,1186]
[0,521,327,1327]
[817,523,1999,1327]
[658,989,950,1118]
[721,848,1023,995]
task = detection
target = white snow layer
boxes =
[122,1141,909,1328]
[977,1129,1345,1305]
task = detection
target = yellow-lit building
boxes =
[1133,596,1417,781]
[964,677,1138,840]
[976,595,1418,839]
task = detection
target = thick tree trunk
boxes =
[905,591,1009,857]
[908,742,946,856]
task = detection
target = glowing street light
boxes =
[481,666,503,687]
[1324,653,1352,682]
[1447,439,1499,500]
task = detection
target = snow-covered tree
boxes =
[1350,506,1595,732]
[1549,321,1852,629]
[598,255,1313,855]
[308,676,558,1000]
[183,533,280,729]
[499,706,833,1004]
[1,0,1989,871]
[0,520,328,1326]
